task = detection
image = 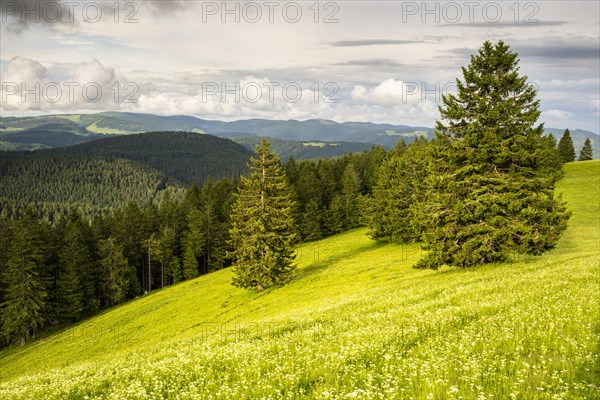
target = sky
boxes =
[1,0,599,132]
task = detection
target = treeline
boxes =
[0,147,385,346]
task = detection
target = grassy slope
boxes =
[0,162,598,399]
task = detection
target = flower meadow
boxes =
[0,161,598,399]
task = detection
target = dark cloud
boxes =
[332,59,404,67]
[0,0,184,33]
[441,21,567,28]
[445,39,600,61]
[516,43,600,60]
[143,0,187,15]
[330,39,420,47]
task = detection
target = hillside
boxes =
[232,136,375,160]
[0,161,598,399]
[0,123,103,151]
[51,131,252,185]
[3,113,598,157]
[0,132,252,220]
[0,152,182,220]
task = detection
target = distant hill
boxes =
[1,112,433,149]
[51,131,252,185]
[232,136,375,161]
[2,112,598,158]
[0,131,252,220]
[0,123,103,150]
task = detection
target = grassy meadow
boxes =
[0,161,598,399]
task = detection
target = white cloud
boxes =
[0,56,137,112]
[544,109,575,120]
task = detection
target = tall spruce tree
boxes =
[182,209,204,280]
[579,138,594,161]
[340,163,362,230]
[300,199,322,241]
[416,40,570,269]
[98,237,129,306]
[1,215,47,345]
[228,139,297,290]
[56,221,91,321]
[557,129,576,163]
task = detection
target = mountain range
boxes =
[1,112,598,160]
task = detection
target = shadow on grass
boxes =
[293,239,393,281]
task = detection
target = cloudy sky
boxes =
[1,0,599,132]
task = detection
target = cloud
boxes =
[0,56,138,112]
[0,56,46,84]
[58,39,94,46]
[544,109,574,120]
[446,38,600,61]
[351,79,427,106]
[330,39,420,47]
[517,43,600,60]
[144,0,187,15]
[333,59,404,67]
[0,0,184,33]
[442,21,567,28]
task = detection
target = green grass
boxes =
[86,121,139,135]
[53,114,82,123]
[1,161,599,399]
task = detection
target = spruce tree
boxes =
[579,138,594,161]
[228,139,297,290]
[0,218,12,314]
[340,163,362,230]
[326,195,345,235]
[110,202,145,297]
[199,177,236,272]
[300,199,322,241]
[416,40,570,269]
[182,247,198,280]
[98,237,129,306]
[1,216,47,345]
[557,129,576,163]
[369,137,429,243]
[56,222,88,321]
[541,134,563,180]
[182,209,204,279]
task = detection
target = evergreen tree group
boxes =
[0,140,385,346]
[367,40,570,269]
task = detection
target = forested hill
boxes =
[50,131,252,185]
[0,132,252,221]
[0,153,181,221]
